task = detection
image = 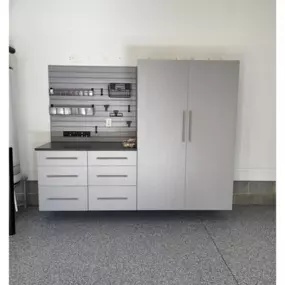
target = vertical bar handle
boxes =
[182,111,186,142]
[188,110,192,142]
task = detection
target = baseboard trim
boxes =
[234,169,276,181]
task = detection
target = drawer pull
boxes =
[96,157,127,160]
[46,175,78,178]
[47,198,79,201]
[46,157,78,160]
[97,197,128,200]
[96,175,128,178]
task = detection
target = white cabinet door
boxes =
[186,61,239,210]
[137,60,188,210]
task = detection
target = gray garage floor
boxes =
[9,206,275,285]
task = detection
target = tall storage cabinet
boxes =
[137,60,239,210]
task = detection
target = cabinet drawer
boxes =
[37,151,87,166]
[38,166,87,186]
[89,186,136,210]
[88,166,136,186]
[39,186,87,211]
[88,151,136,166]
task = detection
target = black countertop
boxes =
[35,142,137,151]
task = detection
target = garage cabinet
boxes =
[137,60,239,210]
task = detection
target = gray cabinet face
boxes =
[137,60,188,210]
[185,61,239,210]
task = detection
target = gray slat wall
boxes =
[49,65,137,142]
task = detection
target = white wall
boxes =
[9,0,275,181]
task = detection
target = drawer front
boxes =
[37,151,87,166]
[88,166,136,186]
[88,151,136,166]
[89,186,136,210]
[39,186,87,211]
[38,166,87,186]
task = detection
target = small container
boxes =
[123,138,136,148]
[49,88,54,95]
[79,107,86,115]
[84,90,89,96]
[79,90,83,96]
[71,107,79,115]
[86,107,94,116]
[89,88,94,96]
[56,107,64,115]
[49,107,57,115]
[64,107,71,115]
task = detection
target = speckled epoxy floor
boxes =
[9,206,275,285]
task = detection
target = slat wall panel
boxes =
[50,72,136,79]
[49,65,137,142]
[50,78,137,84]
[51,126,137,132]
[51,116,136,123]
[50,98,136,106]
[50,110,136,118]
[51,133,137,142]
[49,66,136,73]
[50,84,136,90]
[51,117,135,123]
[52,122,137,128]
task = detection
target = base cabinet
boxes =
[36,150,137,211]
[87,152,137,211]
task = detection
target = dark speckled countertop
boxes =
[35,142,137,151]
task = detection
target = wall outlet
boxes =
[106,118,112,127]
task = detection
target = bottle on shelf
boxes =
[89,88,94,96]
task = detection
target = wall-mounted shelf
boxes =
[49,104,95,116]
[49,88,95,97]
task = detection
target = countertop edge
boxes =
[34,142,137,151]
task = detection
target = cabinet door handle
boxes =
[182,110,186,142]
[46,175,78,178]
[46,157,78,160]
[97,197,128,200]
[96,175,128,178]
[96,157,127,160]
[188,110,192,142]
[47,198,79,201]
